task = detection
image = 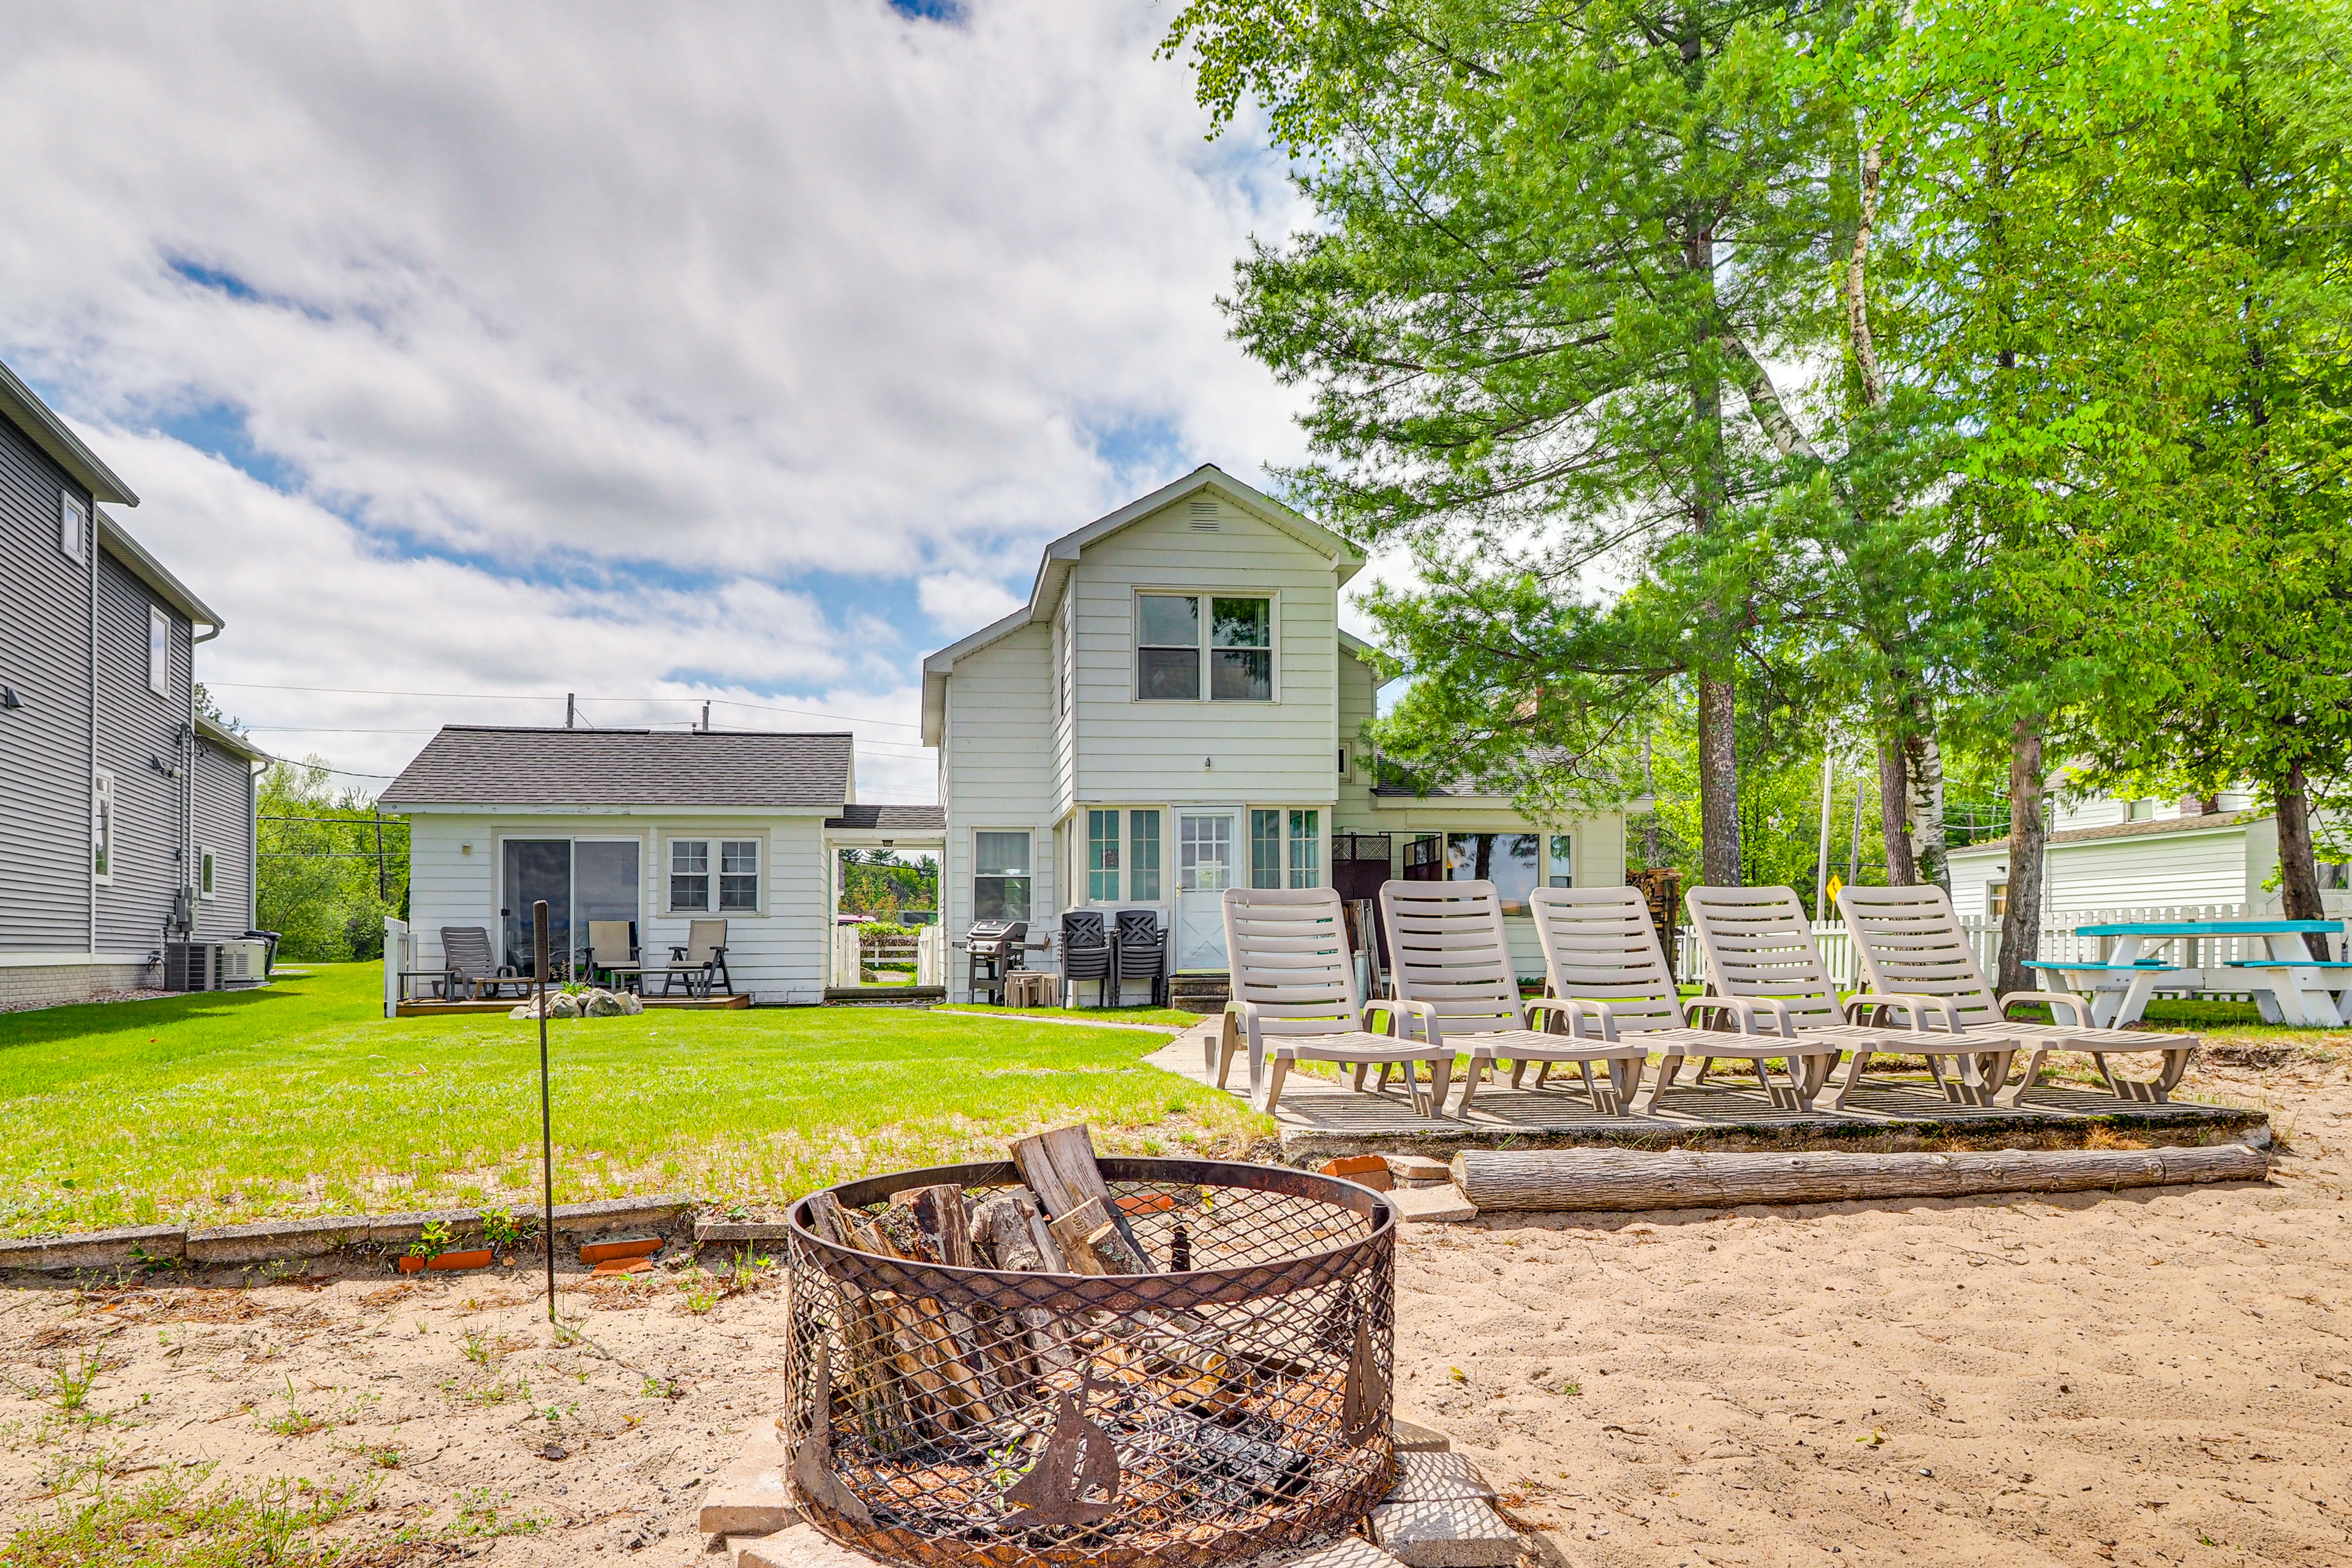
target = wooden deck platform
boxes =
[394,992,750,1017]
[1149,1026,2267,1162]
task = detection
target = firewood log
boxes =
[1011,1123,1151,1266]
[1048,1197,1150,1275]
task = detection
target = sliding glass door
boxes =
[500,838,641,976]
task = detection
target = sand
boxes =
[1,1044,2344,1566]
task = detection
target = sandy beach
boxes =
[1,1042,2342,1567]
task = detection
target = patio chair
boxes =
[1838,884,2199,1105]
[1377,881,1648,1115]
[1216,888,1457,1118]
[440,925,526,1001]
[584,920,644,992]
[663,919,733,997]
[1060,910,1113,1008]
[1112,908,1168,1008]
[1529,886,1839,1114]
[1685,885,2016,1108]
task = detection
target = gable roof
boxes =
[99,511,225,633]
[380,726,852,810]
[920,464,1366,742]
[1949,809,2260,859]
[0,356,137,507]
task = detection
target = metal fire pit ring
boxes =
[782,1156,1398,1568]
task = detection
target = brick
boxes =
[1393,1417,1450,1453]
[1321,1155,1395,1191]
[701,1428,797,1537]
[0,1224,185,1273]
[1368,1498,1525,1567]
[1392,1185,1478,1224]
[734,1523,879,1568]
[186,1216,372,1265]
[1385,1450,1494,1503]
[578,1235,663,1264]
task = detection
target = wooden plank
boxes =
[1009,1123,1150,1265]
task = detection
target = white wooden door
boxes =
[1175,812,1237,971]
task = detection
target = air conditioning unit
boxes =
[162,941,219,992]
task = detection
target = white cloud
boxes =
[0,1,1316,802]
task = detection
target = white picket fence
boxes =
[383,916,412,1017]
[1673,900,2351,997]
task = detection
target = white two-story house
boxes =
[921,466,1628,1000]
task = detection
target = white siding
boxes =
[939,624,1058,997]
[1071,499,1341,806]
[1950,824,2252,918]
[401,809,829,1003]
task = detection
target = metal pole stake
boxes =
[534,899,555,1324]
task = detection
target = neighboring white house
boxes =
[919,464,1629,999]
[382,727,861,1005]
[1950,787,2351,918]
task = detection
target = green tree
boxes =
[1163,0,1853,883]
[258,762,409,962]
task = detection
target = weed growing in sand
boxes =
[480,1205,533,1248]
[341,1438,405,1469]
[449,1374,530,1408]
[43,1351,104,1415]
[640,1375,676,1400]
[453,1485,548,1538]
[677,1268,721,1314]
[263,1377,328,1438]
[2,1466,372,1567]
[461,1327,492,1367]
[409,1219,453,1262]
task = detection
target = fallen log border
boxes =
[1452,1141,2270,1213]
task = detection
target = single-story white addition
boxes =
[1950,788,2350,918]
[919,464,1632,1000]
[383,726,895,1006]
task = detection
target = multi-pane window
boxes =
[975,831,1031,920]
[1136,594,1273,701]
[1546,834,1574,888]
[92,771,115,883]
[670,840,710,910]
[1287,810,1319,888]
[719,840,760,910]
[61,494,85,562]
[147,605,170,696]
[1250,809,1283,889]
[1087,810,1120,902]
[1128,810,1161,901]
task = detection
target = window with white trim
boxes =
[1087,809,1120,902]
[974,831,1031,921]
[718,839,760,910]
[1136,594,1273,701]
[670,839,710,910]
[1128,810,1161,901]
[198,845,218,900]
[92,771,115,884]
[147,605,170,696]
[1546,834,1574,888]
[61,494,86,562]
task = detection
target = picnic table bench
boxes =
[2027,918,2352,1027]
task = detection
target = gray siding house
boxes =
[0,358,264,1006]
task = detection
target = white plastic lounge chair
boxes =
[1215,888,1457,1117]
[1379,881,1649,1114]
[1684,885,2015,1108]
[1838,883,2199,1105]
[1530,886,1842,1113]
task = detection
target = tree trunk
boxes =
[1903,695,1949,892]
[1996,714,2046,996]
[2276,761,2329,959]
[1698,675,1741,885]
[1877,738,1917,886]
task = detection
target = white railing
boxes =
[383,916,412,1018]
[916,924,946,988]
[1673,898,2352,995]
[831,924,861,988]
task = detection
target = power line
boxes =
[205,680,925,731]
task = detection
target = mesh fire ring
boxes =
[781,1156,1398,1568]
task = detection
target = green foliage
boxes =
[258,760,408,963]
[1,1468,371,1567]
[839,848,938,921]
[408,1219,452,1261]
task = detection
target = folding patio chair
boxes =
[1530,886,1842,1113]
[1685,885,2018,1108]
[584,920,644,992]
[1379,880,1649,1114]
[439,925,528,1001]
[1839,883,2199,1105]
[1216,888,1458,1117]
[662,918,733,997]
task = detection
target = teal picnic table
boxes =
[2026,918,2352,1028]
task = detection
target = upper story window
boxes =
[61,495,86,562]
[974,831,1031,920]
[1136,594,1273,701]
[147,606,170,696]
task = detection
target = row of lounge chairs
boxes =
[1215,881,2198,1118]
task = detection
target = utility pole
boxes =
[1813,742,1837,921]
[374,810,385,899]
[565,693,575,729]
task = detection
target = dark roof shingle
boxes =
[380,727,851,809]
[1953,809,2258,857]
[824,804,945,831]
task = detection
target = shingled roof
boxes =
[824,804,945,832]
[380,727,852,809]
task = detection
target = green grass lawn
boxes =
[935,1002,1204,1028]
[0,965,1270,1240]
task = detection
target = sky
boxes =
[0,1,1332,802]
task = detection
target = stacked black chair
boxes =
[1059,910,1113,1008]
[965,919,1027,1004]
[1112,908,1169,1007]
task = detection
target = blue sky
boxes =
[0,1,1328,799]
